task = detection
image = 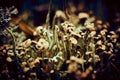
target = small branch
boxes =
[110,62,120,73]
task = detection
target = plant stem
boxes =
[6,28,16,57]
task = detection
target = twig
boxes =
[110,62,120,73]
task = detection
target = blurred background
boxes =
[0,0,120,28]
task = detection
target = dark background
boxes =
[0,0,120,27]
